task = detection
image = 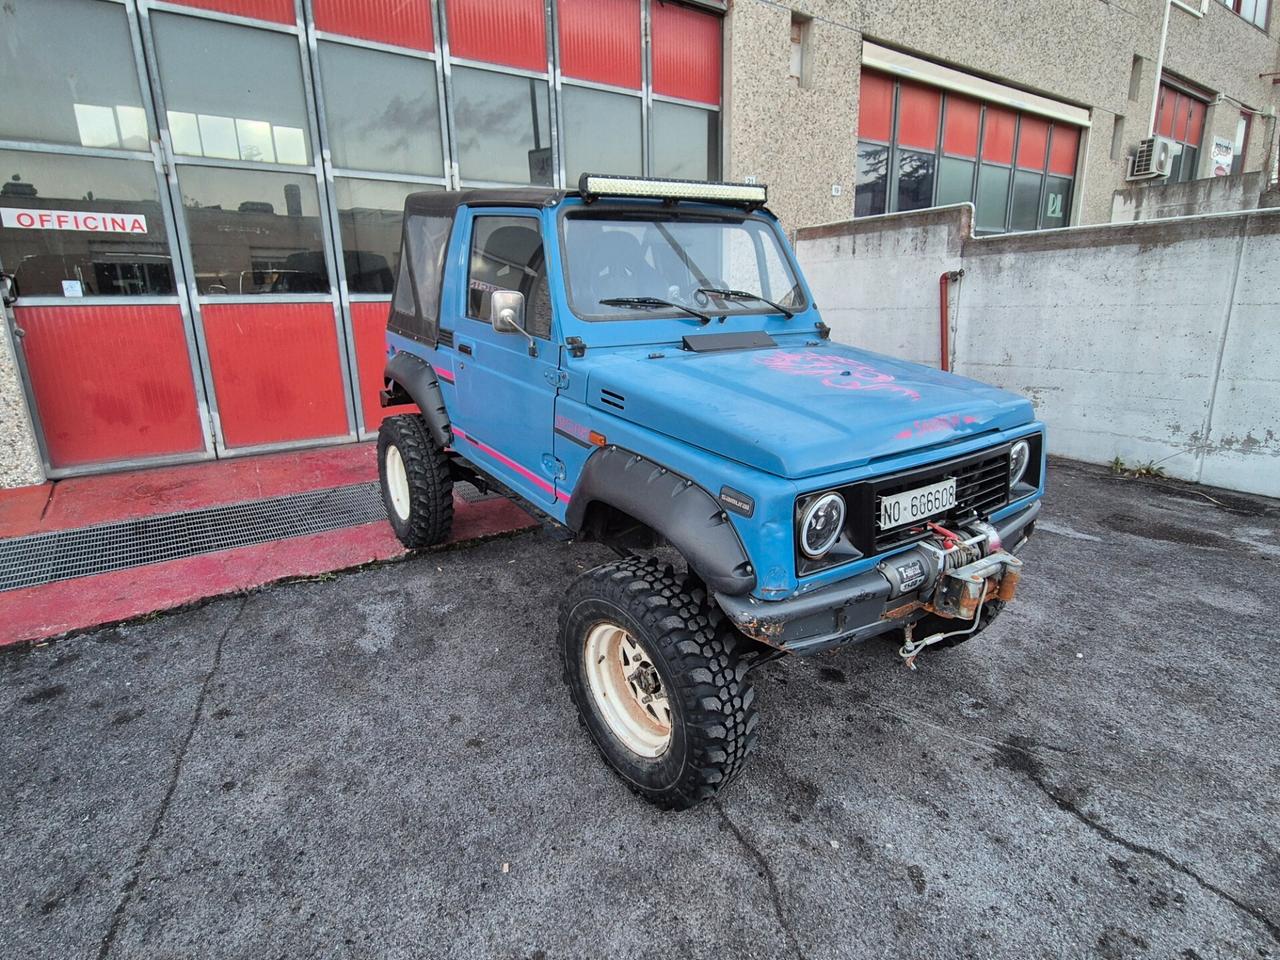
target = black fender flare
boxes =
[384,351,452,450]
[565,446,756,596]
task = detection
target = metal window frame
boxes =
[0,0,218,478]
[139,0,359,453]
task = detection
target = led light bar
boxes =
[578,173,768,207]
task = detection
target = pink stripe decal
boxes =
[452,427,569,502]
[436,367,455,383]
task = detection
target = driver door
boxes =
[451,209,563,507]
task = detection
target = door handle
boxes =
[458,342,473,356]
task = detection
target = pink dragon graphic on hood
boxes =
[754,350,922,401]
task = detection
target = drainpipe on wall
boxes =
[1149,0,1174,136]
[938,270,964,373]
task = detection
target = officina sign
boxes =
[1,208,148,234]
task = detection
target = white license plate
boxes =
[879,477,957,530]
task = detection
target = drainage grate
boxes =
[0,482,388,593]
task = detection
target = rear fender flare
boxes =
[565,446,756,596]
[384,351,452,449]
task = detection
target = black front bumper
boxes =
[715,500,1040,655]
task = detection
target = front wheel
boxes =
[377,414,453,549]
[559,558,758,810]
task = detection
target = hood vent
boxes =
[600,388,626,410]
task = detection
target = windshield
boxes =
[561,213,806,321]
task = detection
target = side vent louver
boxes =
[437,328,454,349]
[600,389,626,410]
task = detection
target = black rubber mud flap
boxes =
[565,446,756,596]
[385,351,452,449]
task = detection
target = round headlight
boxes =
[1009,440,1032,487]
[800,492,846,558]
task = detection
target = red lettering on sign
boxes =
[128,216,146,233]
[16,212,35,228]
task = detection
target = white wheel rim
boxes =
[583,622,672,758]
[385,444,411,521]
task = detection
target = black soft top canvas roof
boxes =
[403,187,568,216]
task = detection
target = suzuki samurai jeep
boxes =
[377,174,1044,810]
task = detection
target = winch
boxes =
[875,519,1024,668]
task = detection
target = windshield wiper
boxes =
[696,287,795,319]
[599,296,710,324]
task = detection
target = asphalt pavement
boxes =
[2,458,1278,960]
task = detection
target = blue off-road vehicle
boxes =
[377,175,1044,810]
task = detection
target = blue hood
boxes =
[584,342,1034,479]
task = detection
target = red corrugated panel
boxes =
[351,301,416,431]
[15,304,205,468]
[858,71,894,141]
[1156,87,1177,139]
[982,105,1017,164]
[446,0,546,72]
[558,0,641,89]
[1016,115,1050,170]
[650,1,721,106]
[942,95,981,158]
[1186,97,1206,147]
[201,302,351,448]
[167,0,295,24]
[896,82,940,151]
[1172,92,1192,142]
[313,0,433,52]
[1048,124,1080,176]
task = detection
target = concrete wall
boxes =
[794,205,1280,498]
[725,0,1280,231]
[1111,171,1268,221]
[0,318,43,488]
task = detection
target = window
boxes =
[451,68,552,185]
[1216,0,1269,28]
[0,0,151,151]
[789,13,811,86]
[177,167,327,295]
[152,13,311,166]
[335,179,439,295]
[855,69,1081,233]
[562,86,643,183]
[317,43,443,177]
[391,213,452,342]
[1155,83,1207,183]
[0,151,173,297]
[466,216,551,338]
[650,102,720,180]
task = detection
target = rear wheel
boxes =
[377,414,453,549]
[559,557,758,810]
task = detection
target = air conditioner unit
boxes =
[1127,137,1175,180]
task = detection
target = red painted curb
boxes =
[0,495,535,649]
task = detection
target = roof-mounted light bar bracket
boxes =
[577,174,768,209]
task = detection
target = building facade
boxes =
[0,0,1277,485]
[724,0,1280,230]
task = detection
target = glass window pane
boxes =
[153,12,311,165]
[177,167,327,295]
[451,67,552,185]
[562,86,642,183]
[936,157,975,207]
[975,164,1010,233]
[855,141,888,217]
[466,217,550,341]
[318,42,443,177]
[0,0,151,149]
[335,178,437,294]
[650,102,719,180]
[896,150,936,212]
[1042,176,1071,229]
[404,214,453,340]
[0,150,174,297]
[1010,170,1042,231]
